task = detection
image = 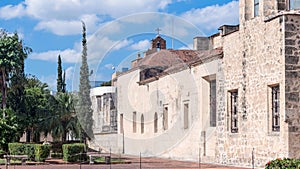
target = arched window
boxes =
[154,112,158,133]
[163,107,168,130]
[133,112,136,133]
[141,114,144,134]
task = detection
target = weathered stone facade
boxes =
[284,14,300,158]
[90,86,119,152]
[90,0,300,168]
[215,0,300,167]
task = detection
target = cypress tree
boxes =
[78,21,93,140]
[57,55,63,93]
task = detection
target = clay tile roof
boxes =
[137,48,223,70]
[136,48,223,85]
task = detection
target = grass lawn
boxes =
[0,158,22,164]
[93,157,125,163]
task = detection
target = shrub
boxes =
[8,143,35,160]
[8,143,50,161]
[35,144,51,162]
[51,141,81,155]
[8,143,23,155]
[23,144,35,160]
[62,143,86,162]
[265,158,300,169]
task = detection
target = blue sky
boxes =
[0,0,239,91]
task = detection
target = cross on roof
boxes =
[155,28,161,35]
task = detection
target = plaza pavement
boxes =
[2,155,250,169]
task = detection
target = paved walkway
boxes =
[2,156,249,169]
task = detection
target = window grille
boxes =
[272,86,280,131]
[231,91,238,133]
[210,80,217,127]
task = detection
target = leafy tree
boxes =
[0,108,19,150]
[77,21,93,141]
[57,55,63,93]
[0,30,31,116]
[23,76,51,142]
[101,80,112,86]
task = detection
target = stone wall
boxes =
[217,14,288,168]
[91,133,120,153]
[284,14,300,158]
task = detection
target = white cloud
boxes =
[34,14,101,35]
[113,39,133,51]
[30,49,80,63]
[181,1,239,32]
[0,3,26,20]
[40,74,57,91]
[0,0,174,35]
[35,20,82,36]
[129,40,150,50]
[29,36,131,64]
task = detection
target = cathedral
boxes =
[90,0,300,167]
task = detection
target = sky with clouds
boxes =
[0,0,239,91]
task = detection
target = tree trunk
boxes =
[62,131,66,142]
[26,129,30,142]
[1,67,6,117]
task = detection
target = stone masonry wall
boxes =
[284,14,300,158]
[217,15,288,168]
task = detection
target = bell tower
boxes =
[151,28,166,50]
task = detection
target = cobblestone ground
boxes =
[1,156,249,169]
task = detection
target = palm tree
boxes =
[49,93,79,142]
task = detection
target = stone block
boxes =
[285,46,297,55]
[286,55,299,64]
[287,92,300,102]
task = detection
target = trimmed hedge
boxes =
[265,158,300,168]
[8,143,51,161]
[51,141,81,155]
[8,143,35,160]
[62,143,86,162]
[35,144,51,162]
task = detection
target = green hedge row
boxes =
[265,158,300,168]
[62,143,86,162]
[8,143,51,162]
[34,144,51,162]
[51,141,81,154]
